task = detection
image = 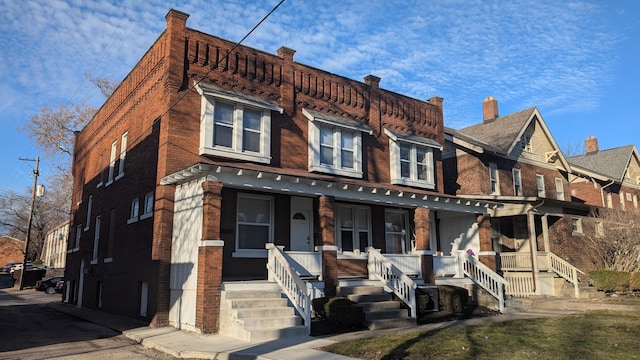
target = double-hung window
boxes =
[107,140,117,185]
[385,129,440,189]
[536,174,545,197]
[116,132,127,180]
[235,194,273,257]
[489,163,500,195]
[305,108,371,178]
[336,204,371,254]
[385,209,410,254]
[141,192,154,220]
[128,198,139,224]
[513,169,522,196]
[555,178,564,201]
[197,83,282,164]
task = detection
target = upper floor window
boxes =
[116,132,128,180]
[489,163,500,195]
[555,178,564,201]
[141,191,154,220]
[127,198,139,224]
[513,168,522,196]
[107,140,117,185]
[385,129,440,189]
[305,108,371,178]
[606,191,613,208]
[84,195,93,232]
[197,83,282,164]
[571,217,583,235]
[536,174,545,197]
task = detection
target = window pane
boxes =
[357,209,368,230]
[339,207,353,228]
[385,212,405,231]
[237,197,270,223]
[385,234,403,254]
[238,224,269,249]
[401,161,411,178]
[359,232,368,252]
[400,144,410,161]
[214,124,233,147]
[214,102,234,125]
[341,149,354,168]
[341,131,353,149]
[416,147,427,163]
[243,108,261,130]
[243,130,260,152]
[320,145,333,165]
[320,126,333,146]
[341,231,354,251]
[417,162,429,180]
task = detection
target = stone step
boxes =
[360,300,402,311]
[347,293,393,303]
[367,317,415,330]
[365,308,409,321]
[338,285,385,296]
[233,307,295,319]
[229,298,288,309]
[239,315,302,328]
[245,325,307,342]
[222,290,283,300]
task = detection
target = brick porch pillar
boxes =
[318,195,338,296]
[195,181,224,333]
[414,207,434,284]
[476,213,497,271]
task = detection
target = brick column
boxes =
[318,195,338,296]
[476,213,497,271]
[150,184,175,327]
[414,207,434,284]
[195,181,224,333]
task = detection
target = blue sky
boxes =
[1,0,638,195]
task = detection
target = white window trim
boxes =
[128,198,139,224]
[626,192,632,201]
[385,128,439,189]
[489,163,500,195]
[92,215,101,263]
[233,193,274,258]
[555,177,564,201]
[116,131,127,181]
[536,174,546,198]
[513,168,522,196]
[84,196,93,232]
[336,204,372,254]
[571,217,583,235]
[140,191,154,220]
[384,208,410,254]
[197,84,282,164]
[106,140,117,186]
[305,108,371,178]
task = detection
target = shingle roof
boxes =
[567,145,635,181]
[456,107,536,153]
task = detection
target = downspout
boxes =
[600,180,615,208]
[528,200,545,293]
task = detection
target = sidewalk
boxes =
[47,300,589,360]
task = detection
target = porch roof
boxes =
[161,163,501,214]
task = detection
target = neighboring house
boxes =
[42,222,69,269]
[567,137,640,211]
[444,97,598,297]
[0,236,24,269]
[66,9,504,337]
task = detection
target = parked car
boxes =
[35,276,64,294]
[2,262,22,273]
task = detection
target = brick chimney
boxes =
[585,135,599,154]
[482,96,499,123]
[364,75,381,89]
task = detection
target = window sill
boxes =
[105,180,114,187]
[572,231,584,237]
[103,258,113,263]
[140,212,153,220]
[90,259,98,265]
[309,164,362,178]
[115,173,124,181]
[390,178,435,190]
[127,217,139,225]
[200,147,271,164]
[232,249,268,258]
[67,248,80,253]
[96,182,103,188]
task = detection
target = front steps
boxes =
[220,282,306,342]
[338,280,415,330]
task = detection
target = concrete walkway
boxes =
[47,299,639,360]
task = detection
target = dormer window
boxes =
[197,83,283,164]
[385,129,441,189]
[304,108,371,178]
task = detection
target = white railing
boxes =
[460,253,507,313]
[266,244,322,334]
[433,255,460,277]
[504,272,535,297]
[385,254,421,276]
[367,248,417,318]
[500,252,550,271]
[549,252,584,298]
[284,251,322,277]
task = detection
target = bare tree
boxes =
[86,73,120,98]
[584,208,640,272]
[562,140,585,157]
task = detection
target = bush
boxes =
[630,272,640,291]
[589,270,631,292]
[437,285,468,313]
[311,296,331,320]
[324,297,365,329]
[416,287,437,315]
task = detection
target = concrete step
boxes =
[367,317,415,330]
[245,325,307,342]
[233,307,295,319]
[239,315,302,328]
[229,298,288,309]
[360,300,402,311]
[364,308,408,321]
[222,290,283,300]
[338,285,385,296]
[347,293,392,303]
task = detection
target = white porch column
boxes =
[527,211,540,294]
[541,214,550,252]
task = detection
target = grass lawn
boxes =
[320,311,640,359]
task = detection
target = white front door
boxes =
[290,197,313,251]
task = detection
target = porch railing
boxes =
[549,252,584,298]
[500,252,550,271]
[367,248,417,318]
[384,254,421,276]
[266,244,322,334]
[283,251,322,277]
[504,272,535,297]
[460,253,507,313]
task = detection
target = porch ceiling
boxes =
[161,163,500,213]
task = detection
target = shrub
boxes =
[311,296,331,320]
[589,270,630,292]
[629,272,640,292]
[324,297,365,329]
[437,285,468,313]
[416,287,437,315]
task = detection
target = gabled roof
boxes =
[567,145,637,182]
[456,107,536,154]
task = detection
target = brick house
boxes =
[443,97,599,297]
[65,9,504,337]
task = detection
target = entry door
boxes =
[290,197,313,251]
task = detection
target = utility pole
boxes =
[19,156,39,290]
